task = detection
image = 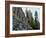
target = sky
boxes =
[22,7,40,22]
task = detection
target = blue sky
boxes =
[22,7,40,22]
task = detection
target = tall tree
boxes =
[28,10,34,29]
[34,11,40,29]
[25,9,35,29]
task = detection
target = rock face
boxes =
[13,16,32,31]
[12,7,32,31]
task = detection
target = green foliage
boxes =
[25,9,40,29]
[28,16,35,29]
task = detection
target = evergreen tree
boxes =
[34,11,40,29]
[25,9,35,29]
[28,10,35,29]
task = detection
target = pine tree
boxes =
[25,9,34,29]
[34,11,40,29]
